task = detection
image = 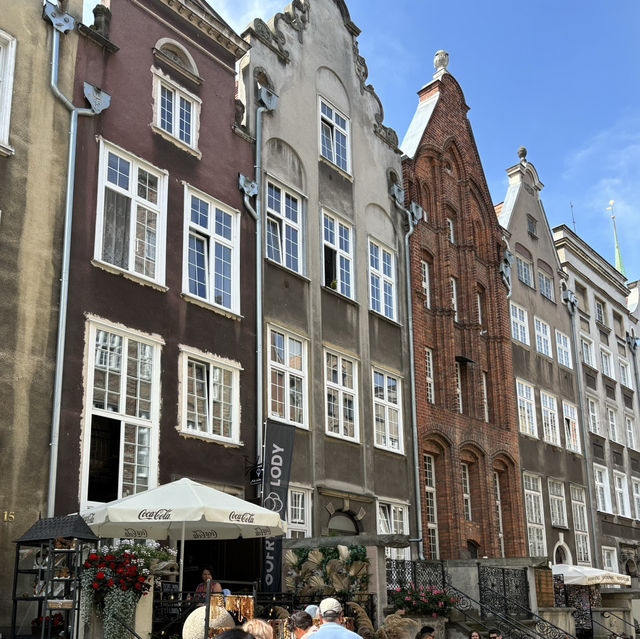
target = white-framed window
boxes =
[607,408,620,443]
[595,298,607,326]
[541,392,560,446]
[570,485,591,564]
[516,255,534,287]
[548,480,567,527]
[523,473,546,556]
[632,479,640,520]
[151,67,201,152]
[373,369,403,453]
[594,464,612,513]
[455,362,463,413]
[378,501,409,559]
[581,335,595,367]
[183,185,240,313]
[601,347,614,379]
[517,379,537,437]
[268,326,307,428]
[82,319,162,507]
[324,349,358,442]
[0,29,17,155]
[369,239,396,320]
[535,317,552,357]
[587,397,600,434]
[421,260,431,307]
[287,486,312,538]
[494,472,505,558]
[424,454,439,559]
[563,402,581,454]
[451,277,459,322]
[425,348,435,405]
[481,371,489,422]
[602,546,617,572]
[626,415,636,450]
[266,180,303,274]
[477,290,483,326]
[319,97,350,173]
[614,472,630,517]
[94,140,168,284]
[323,212,353,298]
[619,359,632,388]
[446,217,455,244]
[179,345,241,444]
[556,330,572,368]
[510,302,530,345]
[539,271,555,301]
[461,463,472,521]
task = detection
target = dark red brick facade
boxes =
[402,72,527,559]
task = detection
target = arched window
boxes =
[328,512,358,536]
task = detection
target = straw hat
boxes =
[182,605,234,639]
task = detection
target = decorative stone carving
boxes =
[518,145,527,161]
[500,247,514,298]
[434,49,449,72]
[248,1,310,61]
[234,99,245,126]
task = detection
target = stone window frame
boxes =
[0,28,16,156]
[323,347,359,443]
[425,347,435,405]
[587,396,600,434]
[516,378,537,437]
[377,499,410,560]
[368,238,397,321]
[570,485,591,564]
[556,330,573,368]
[424,454,439,559]
[548,479,567,528]
[510,302,530,346]
[318,96,351,174]
[540,391,560,446]
[594,463,612,513]
[601,346,614,379]
[613,471,631,518]
[563,401,581,454]
[372,367,404,454]
[534,316,552,357]
[523,473,547,557]
[322,210,354,298]
[287,485,312,538]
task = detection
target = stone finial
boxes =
[518,146,527,162]
[434,50,449,73]
[92,4,112,39]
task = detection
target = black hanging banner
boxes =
[261,420,295,592]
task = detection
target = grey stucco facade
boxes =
[237,0,417,546]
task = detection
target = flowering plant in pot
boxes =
[80,547,151,639]
[31,612,65,635]
[391,584,458,618]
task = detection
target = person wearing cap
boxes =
[314,598,360,639]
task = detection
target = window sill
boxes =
[91,259,169,292]
[0,140,15,157]
[321,285,358,306]
[540,294,557,305]
[368,309,402,328]
[318,155,353,182]
[535,350,554,362]
[151,124,202,159]
[512,339,531,350]
[176,427,243,448]
[566,448,583,457]
[602,373,617,385]
[543,439,563,450]
[519,431,539,442]
[181,292,242,321]
[558,362,574,372]
[596,320,611,334]
[265,257,310,282]
[268,415,309,431]
[373,443,405,457]
[581,361,599,376]
[325,430,361,445]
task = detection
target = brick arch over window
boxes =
[422,434,452,559]
[492,452,526,557]
[441,138,466,182]
[459,442,490,558]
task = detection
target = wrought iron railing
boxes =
[602,610,639,634]
[478,566,530,619]
[386,558,446,596]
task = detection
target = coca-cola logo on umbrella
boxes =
[192,529,218,539]
[228,511,255,524]
[137,508,173,520]
[123,528,148,539]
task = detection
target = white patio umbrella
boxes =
[80,478,286,592]
[552,563,631,586]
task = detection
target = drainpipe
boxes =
[563,286,600,567]
[392,185,424,559]
[239,85,278,469]
[44,1,111,516]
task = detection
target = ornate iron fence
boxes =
[386,558,446,597]
[478,566,530,619]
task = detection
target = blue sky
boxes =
[209,0,640,281]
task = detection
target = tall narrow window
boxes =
[594,464,612,513]
[607,408,619,443]
[184,186,240,313]
[538,271,555,301]
[556,330,572,368]
[535,317,552,357]
[378,502,409,559]
[0,29,17,154]
[266,181,302,274]
[95,141,167,284]
[421,260,431,308]
[319,97,350,173]
[287,487,312,538]
[323,212,353,298]
[632,480,640,520]
[369,240,396,320]
[373,369,403,453]
[563,402,580,453]
[595,299,606,325]
[324,350,358,441]
[626,416,636,450]
[494,472,505,557]
[571,485,590,563]
[517,379,537,437]
[424,454,439,559]
[620,359,632,388]
[587,398,600,434]
[602,546,617,571]
[510,303,530,345]
[614,472,630,517]
[477,289,484,327]
[425,348,435,404]
[601,348,614,379]
[581,335,595,367]
[84,321,161,506]
[451,277,458,322]
[481,371,489,422]
[268,327,307,428]
[548,480,567,527]
[523,474,546,556]
[461,463,472,521]
[455,362,463,413]
[446,218,455,244]
[541,392,560,446]
[516,255,534,287]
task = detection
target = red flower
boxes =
[135,583,142,590]
[138,576,146,583]
[110,562,116,570]
[108,579,114,587]
[92,582,99,589]
[96,571,105,580]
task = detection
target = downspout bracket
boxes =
[84,83,111,114]
[43,2,75,33]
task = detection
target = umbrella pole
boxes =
[179,520,185,595]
